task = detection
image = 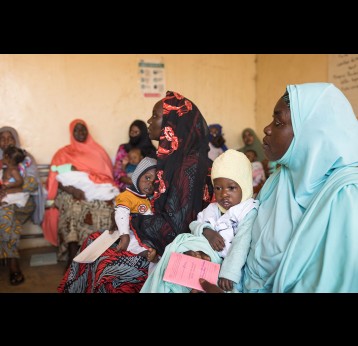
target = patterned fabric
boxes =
[131,91,212,256]
[58,231,149,293]
[0,207,21,259]
[113,120,157,191]
[13,176,37,224]
[0,175,37,259]
[42,119,115,246]
[55,190,113,262]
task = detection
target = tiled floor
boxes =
[0,246,66,293]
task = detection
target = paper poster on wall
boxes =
[139,60,166,98]
[328,54,358,117]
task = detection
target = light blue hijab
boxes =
[240,83,358,293]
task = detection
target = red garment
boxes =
[42,119,115,245]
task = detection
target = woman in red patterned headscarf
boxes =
[42,119,116,267]
[58,92,213,293]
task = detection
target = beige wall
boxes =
[0,54,256,164]
[255,54,328,139]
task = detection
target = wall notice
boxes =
[139,60,166,98]
[328,54,358,117]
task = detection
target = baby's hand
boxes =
[147,247,160,263]
[203,228,225,252]
[218,278,234,292]
[116,234,130,252]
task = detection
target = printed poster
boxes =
[139,60,166,98]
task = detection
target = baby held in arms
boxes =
[141,150,259,293]
[52,163,119,201]
[111,157,157,255]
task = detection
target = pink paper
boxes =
[163,252,220,291]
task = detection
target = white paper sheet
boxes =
[73,230,119,263]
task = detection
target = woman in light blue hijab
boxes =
[203,83,358,293]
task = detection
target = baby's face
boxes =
[128,151,143,165]
[245,151,256,162]
[138,168,156,196]
[213,177,242,210]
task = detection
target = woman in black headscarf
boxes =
[58,91,212,293]
[113,120,156,191]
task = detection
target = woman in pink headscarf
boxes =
[42,119,116,267]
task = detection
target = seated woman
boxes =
[42,119,116,268]
[208,123,228,161]
[238,127,273,179]
[58,91,213,293]
[0,126,46,285]
[1,146,29,208]
[113,119,156,192]
[200,83,358,293]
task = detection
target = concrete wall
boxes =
[0,54,256,164]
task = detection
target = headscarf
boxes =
[131,91,211,256]
[208,124,228,151]
[238,128,266,162]
[211,149,253,209]
[0,126,45,224]
[42,119,115,245]
[124,120,157,158]
[242,83,358,293]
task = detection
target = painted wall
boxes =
[255,54,328,138]
[0,54,256,164]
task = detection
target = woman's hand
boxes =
[116,234,130,252]
[203,228,225,252]
[147,247,160,263]
[218,278,234,291]
[72,187,85,200]
[59,183,85,200]
[199,278,224,293]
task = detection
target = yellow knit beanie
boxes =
[211,149,253,203]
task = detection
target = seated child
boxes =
[119,147,144,191]
[123,148,144,178]
[244,149,266,197]
[51,163,119,202]
[140,149,259,293]
[112,156,157,255]
[0,146,29,207]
